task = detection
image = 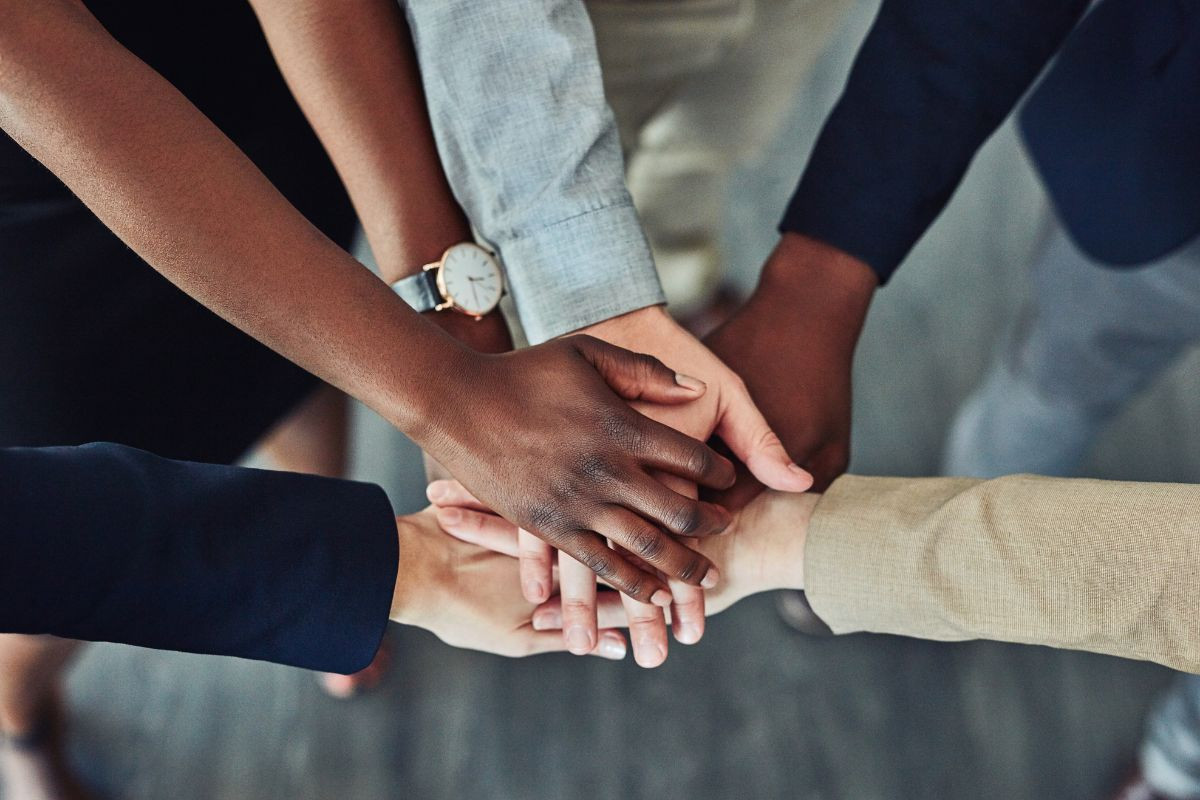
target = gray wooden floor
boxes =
[38,2,1200,798]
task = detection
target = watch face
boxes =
[437,243,503,316]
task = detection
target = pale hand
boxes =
[525,306,812,667]
[389,508,627,660]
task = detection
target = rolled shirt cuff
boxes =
[495,201,666,343]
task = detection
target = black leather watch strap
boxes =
[391,269,442,313]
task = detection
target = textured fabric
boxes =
[942,226,1200,479]
[780,0,1200,281]
[0,444,398,674]
[781,0,1089,281]
[805,474,1200,673]
[591,0,850,314]
[403,0,665,343]
[1142,675,1200,798]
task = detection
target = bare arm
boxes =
[248,0,510,350]
[0,0,455,431]
[0,0,737,604]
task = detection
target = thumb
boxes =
[570,334,707,405]
[715,384,813,493]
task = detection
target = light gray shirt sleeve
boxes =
[403,0,665,344]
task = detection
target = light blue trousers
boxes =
[942,221,1200,797]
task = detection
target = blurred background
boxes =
[28,1,1200,798]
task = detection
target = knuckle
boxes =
[685,445,714,478]
[561,598,595,615]
[580,548,615,579]
[620,572,646,600]
[577,453,618,484]
[666,502,703,536]
[676,556,704,584]
[526,502,569,537]
[628,528,664,561]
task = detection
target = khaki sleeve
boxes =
[804,474,1200,673]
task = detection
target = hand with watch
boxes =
[392,242,505,320]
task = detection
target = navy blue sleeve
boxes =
[0,443,398,674]
[780,0,1088,282]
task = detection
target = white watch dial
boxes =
[438,243,503,316]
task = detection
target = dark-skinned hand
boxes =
[704,233,877,507]
[421,333,738,607]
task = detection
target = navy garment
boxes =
[0,443,398,675]
[781,0,1200,281]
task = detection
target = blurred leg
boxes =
[604,0,850,315]
[1142,676,1200,799]
[256,382,349,478]
[0,636,90,800]
[943,224,1200,478]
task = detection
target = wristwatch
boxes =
[391,242,505,319]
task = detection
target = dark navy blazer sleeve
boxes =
[780,0,1089,282]
[0,443,398,674]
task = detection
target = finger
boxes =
[701,461,766,513]
[558,532,673,607]
[518,529,554,604]
[533,592,630,631]
[635,417,736,489]
[668,563,707,645]
[558,553,599,656]
[592,505,719,586]
[436,507,520,557]
[714,383,814,493]
[570,334,707,405]
[426,479,493,511]
[521,629,627,661]
[621,474,732,539]
[620,591,669,669]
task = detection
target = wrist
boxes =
[755,234,876,340]
[390,511,444,627]
[426,308,513,354]
[733,490,817,594]
[574,303,672,340]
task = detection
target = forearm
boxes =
[804,474,1200,672]
[0,443,397,673]
[251,0,469,282]
[0,0,461,433]
[403,0,664,342]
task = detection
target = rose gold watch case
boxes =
[426,243,504,319]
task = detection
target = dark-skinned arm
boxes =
[708,0,1089,500]
[0,0,737,605]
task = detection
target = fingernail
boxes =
[701,567,720,590]
[524,580,548,603]
[788,463,812,479]
[635,639,667,668]
[426,482,447,502]
[439,507,462,525]
[674,373,705,392]
[532,608,561,631]
[566,626,593,655]
[677,622,702,645]
[598,635,627,660]
[650,589,673,608]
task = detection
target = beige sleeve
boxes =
[804,474,1200,673]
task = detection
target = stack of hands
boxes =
[396,235,877,667]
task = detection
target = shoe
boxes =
[775,591,833,637]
